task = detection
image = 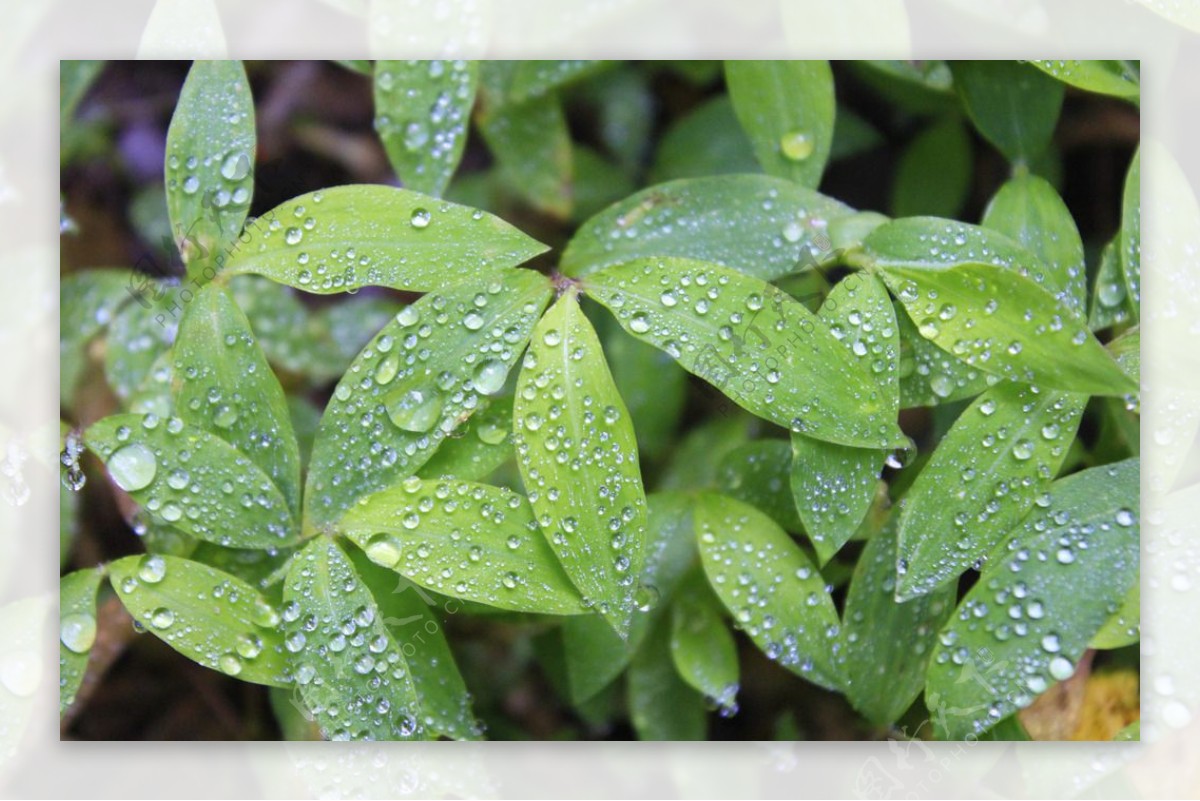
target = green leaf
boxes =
[562,491,697,703]
[981,174,1087,316]
[950,61,1064,163]
[561,174,852,281]
[659,415,755,492]
[1090,583,1138,650]
[172,283,301,515]
[283,538,428,740]
[570,146,636,224]
[891,117,971,218]
[627,614,707,740]
[508,60,614,102]
[1088,240,1134,330]
[340,477,585,615]
[898,304,991,407]
[477,91,573,219]
[840,519,954,726]
[1120,147,1141,320]
[416,396,514,482]
[648,96,758,184]
[895,382,1085,600]
[574,66,654,173]
[724,60,834,188]
[374,60,478,197]
[513,291,648,636]
[830,107,883,161]
[695,493,841,690]
[1028,60,1139,103]
[103,284,181,402]
[303,269,552,530]
[1114,721,1140,742]
[108,554,291,687]
[59,567,104,715]
[598,312,687,461]
[60,60,104,124]
[60,269,135,406]
[584,258,907,449]
[864,218,1136,396]
[925,458,1139,740]
[790,272,897,561]
[225,185,548,294]
[84,413,299,549]
[346,545,480,739]
[165,60,255,271]
[669,572,739,714]
[716,440,802,533]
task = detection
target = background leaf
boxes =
[584,258,907,449]
[925,458,1139,739]
[627,614,707,740]
[283,538,427,740]
[950,61,1064,164]
[669,571,739,714]
[226,185,547,294]
[514,292,648,636]
[164,60,255,272]
[648,97,758,184]
[1088,240,1134,330]
[103,284,181,403]
[85,413,299,549]
[716,440,802,533]
[1120,147,1141,320]
[891,116,971,218]
[108,554,291,686]
[374,60,478,197]
[725,60,834,188]
[340,477,585,615]
[1028,60,1139,103]
[561,175,852,281]
[696,493,841,690]
[172,283,301,514]
[477,89,573,219]
[59,567,103,715]
[304,269,551,530]
[508,60,613,102]
[60,269,135,408]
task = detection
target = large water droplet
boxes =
[780,130,814,161]
[108,443,157,492]
[386,387,444,432]
[60,613,97,653]
[220,151,251,181]
[473,360,508,395]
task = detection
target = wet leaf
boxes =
[864,218,1136,396]
[508,60,613,101]
[570,146,636,224]
[340,476,584,614]
[172,283,301,514]
[417,396,515,482]
[628,613,707,740]
[1090,583,1139,649]
[659,416,755,492]
[725,60,834,188]
[926,458,1139,740]
[283,538,428,740]
[648,96,758,184]
[716,440,802,533]
[669,571,739,714]
[304,269,552,530]
[1028,60,1139,103]
[895,382,1085,600]
[513,291,648,636]
[950,61,1064,163]
[374,59,478,197]
[59,567,103,715]
[892,116,971,219]
[225,185,548,294]
[561,174,852,281]
[103,284,181,403]
[1088,240,1134,330]
[84,413,299,549]
[840,519,954,725]
[790,272,897,561]
[1120,147,1141,320]
[585,257,907,449]
[165,60,255,272]
[696,493,841,690]
[108,554,291,687]
[477,90,573,219]
[898,304,991,407]
[60,268,135,406]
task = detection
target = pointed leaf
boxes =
[514,291,648,635]
[108,554,291,687]
[891,116,971,218]
[648,96,758,184]
[1120,147,1141,320]
[896,382,1085,600]
[724,60,834,188]
[84,413,299,548]
[339,477,585,615]
[790,272,897,561]
[374,59,478,197]
[165,60,255,271]
[1088,240,1134,330]
[225,185,548,294]
[840,520,954,725]
[1090,583,1139,650]
[584,257,907,449]
[561,174,852,280]
[1028,60,1139,103]
[59,567,103,715]
[950,61,1064,163]
[477,91,573,219]
[695,493,841,690]
[304,269,552,530]
[172,283,301,514]
[926,458,1139,739]
[716,440,802,532]
[627,614,707,740]
[283,538,428,740]
[669,572,739,714]
[981,174,1087,315]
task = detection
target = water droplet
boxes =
[473,360,508,394]
[218,653,243,676]
[1012,440,1034,460]
[629,313,650,334]
[387,387,444,432]
[285,227,303,245]
[108,443,157,492]
[375,351,401,385]
[463,311,485,331]
[366,534,403,567]
[220,152,250,181]
[137,554,167,584]
[182,175,200,195]
[410,208,431,229]
[780,130,814,161]
[1115,508,1135,527]
[150,607,176,629]
[396,306,420,327]
[213,404,239,429]
[60,613,97,653]
[1040,633,1061,653]
[1048,655,1074,681]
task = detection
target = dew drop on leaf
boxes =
[108,443,157,492]
[60,613,97,654]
